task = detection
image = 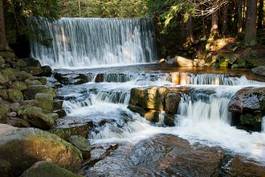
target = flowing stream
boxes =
[31,17,265,165]
[55,69,265,164]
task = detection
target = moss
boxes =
[11,81,27,91]
[7,89,24,102]
[35,93,54,112]
[0,104,10,121]
[20,161,82,177]
[18,106,55,130]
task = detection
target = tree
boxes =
[0,0,9,50]
[244,0,257,46]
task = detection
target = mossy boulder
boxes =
[16,71,33,81]
[69,135,91,159]
[0,103,9,122]
[0,89,8,100]
[229,87,265,131]
[7,89,24,102]
[20,161,83,177]
[11,81,27,91]
[1,68,17,81]
[18,106,55,130]
[0,124,82,177]
[50,123,92,140]
[35,93,54,112]
[23,85,56,100]
[25,79,42,86]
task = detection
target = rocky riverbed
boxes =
[1,52,265,177]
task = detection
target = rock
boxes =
[229,87,265,131]
[1,68,17,82]
[50,123,92,140]
[10,81,27,91]
[6,117,30,127]
[18,106,55,129]
[53,99,64,110]
[7,89,24,102]
[143,110,160,123]
[20,161,82,177]
[86,134,224,177]
[0,159,11,177]
[25,79,42,86]
[0,124,82,176]
[22,58,41,67]
[95,73,104,82]
[252,66,265,77]
[35,93,54,112]
[7,112,17,117]
[54,109,67,118]
[167,56,194,67]
[23,85,55,100]
[223,156,265,177]
[165,92,181,114]
[0,89,8,100]
[69,135,91,159]
[0,103,9,121]
[16,71,33,81]
[39,65,52,77]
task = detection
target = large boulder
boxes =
[86,134,224,177]
[20,161,82,177]
[18,106,55,129]
[0,124,82,177]
[129,87,186,126]
[23,85,56,100]
[228,87,265,131]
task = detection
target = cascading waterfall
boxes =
[30,17,157,68]
[56,70,265,163]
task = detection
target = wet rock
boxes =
[50,123,92,140]
[20,161,82,177]
[18,106,55,129]
[166,56,194,67]
[35,93,54,112]
[54,72,89,85]
[95,73,104,82]
[53,99,64,110]
[39,65,52,77]
[0,124,82,177]
[223,156,265,177]
[69,135,91,159]
[7,89,24,102]
[129,87,186,125]
[229,87,265,131]
[22,57,41,67]
[165,92,181,114]
[86,134,224,177]
[23,85,55,100]
[252,66,265,77]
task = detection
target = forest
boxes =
[1,1,265,177]
[1,0,264,61]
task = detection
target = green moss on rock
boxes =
[7,89,24,102]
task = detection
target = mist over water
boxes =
[30,18,157,68]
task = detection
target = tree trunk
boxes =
[244,0,257,46]
[187,17,194,43]
[222,5,228,35]
[211,11,219,37]
[257,0,264,30]
[0,0,9,50]
[237,0,243,33]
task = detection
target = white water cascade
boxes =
[30,18,157,68]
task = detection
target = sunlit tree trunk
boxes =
[211,11,219,36]
[237,0,243,33]
[187,17,194,43]
[257,0,264,30]
[0,0,9,50]
[244,0,257,46]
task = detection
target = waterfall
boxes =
[30,17,157,68]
